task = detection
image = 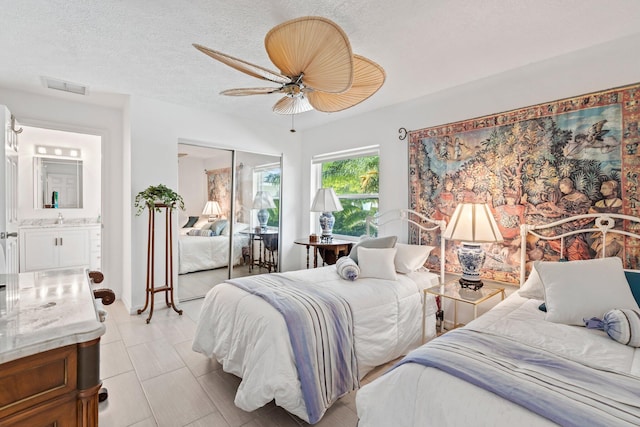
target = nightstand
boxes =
[294,238,353,268]
[425,281,505,335]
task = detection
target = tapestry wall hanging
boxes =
[408,82,640,284]
[206,167,232,218]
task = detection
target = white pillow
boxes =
[394,243,434,274]
[518,264,544,300]
[193,217,209,229]
[221,222,250,236]
[357,247,397,280]
[349,236,397,263]
[535,257,640,326]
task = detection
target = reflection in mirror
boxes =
[176,143,282,301]
[230,152,281,280]
[35,157,83,209]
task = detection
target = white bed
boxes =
[356,213,640,426]
[178,219,249,274]
[191,209,446,423]
[178,232,247,274]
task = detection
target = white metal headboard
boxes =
[519,213,640,285]
[366,209,446,285]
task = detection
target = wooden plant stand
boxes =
[137,203,182,323]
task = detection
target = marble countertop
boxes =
[19,221,101,229]
[0,268,105,365]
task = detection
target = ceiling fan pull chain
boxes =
[290,115,296,133]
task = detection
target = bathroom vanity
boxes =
[19,223,101,272]
[0,268,105,426]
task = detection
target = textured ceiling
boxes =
[2,0,640,131]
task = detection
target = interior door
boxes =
[0,106,19,274]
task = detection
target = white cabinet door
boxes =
[23,230,58,271]
[57,228,90,268]
[20,226,95,272]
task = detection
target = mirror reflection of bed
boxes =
[177,143,282,301]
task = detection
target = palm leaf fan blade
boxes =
[193,44,291,84]
[307,54,385,113]
[273,96,313,115]
[221,87,282,96]
[265,16,353,93]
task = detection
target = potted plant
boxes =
[134,184,185,215]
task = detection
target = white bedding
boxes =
[356,293,640,426]
[178,231,247,274]
[192,266,439,422]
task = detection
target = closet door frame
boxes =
[177,141,282,287]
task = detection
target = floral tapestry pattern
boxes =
[408,83,640,283]
[207,167,232,218]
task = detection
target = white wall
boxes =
[0,88,124,300]
[300,33,640,243]
[300,33,640,325]
[3,32,638,317]
[0,88,304,314]
[178,155,208,223]
[128,95,302,311]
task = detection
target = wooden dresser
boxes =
[0,269,105,426]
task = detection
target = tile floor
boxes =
[98,297,394,427]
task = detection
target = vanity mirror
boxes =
[34,157,84,209]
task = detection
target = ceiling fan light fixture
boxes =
[265,16,354,94]
[194,16,385,120]
[273,95,313,115]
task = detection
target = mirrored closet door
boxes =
[177,143,282,301]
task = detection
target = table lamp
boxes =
[202,200,222,221]
[443,203,503,290]
[253,191,276,231]
[310,188,343,242]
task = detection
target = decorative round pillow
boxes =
[336,256,360,281]
[584,308,640,347]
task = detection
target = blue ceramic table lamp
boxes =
[253,191,276,231]
[443,203,503,290]
[310,188,343,242]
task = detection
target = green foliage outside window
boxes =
[260,169,281,228]
[267,199,280,227]
[321,155,379,237]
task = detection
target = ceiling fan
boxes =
[193,16,386,117]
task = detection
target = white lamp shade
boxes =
[443,203,503,243]
[311,188,343,212]
[202,200,222,216]
[252,191,276,209]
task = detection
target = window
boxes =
[253,163,281,227]
[313,147,379,237]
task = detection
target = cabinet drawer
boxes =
[1,394,77,427]
[0,345,77,418]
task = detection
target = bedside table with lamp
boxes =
[429,202,506,334]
